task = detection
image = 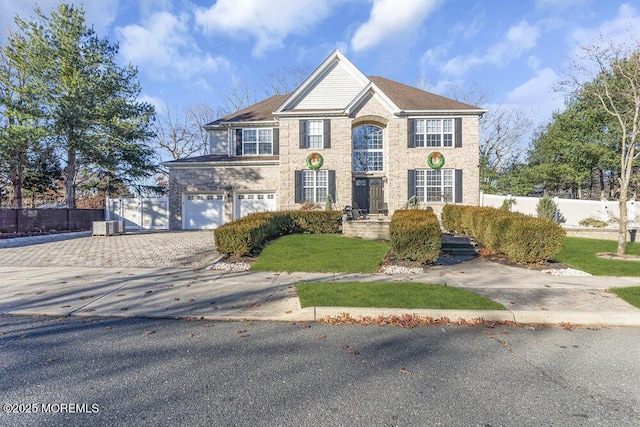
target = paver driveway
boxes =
[0,230,219,268]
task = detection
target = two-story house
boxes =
[165,50,485,230]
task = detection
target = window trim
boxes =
[306,120,324,149]
[414,118,453,148]
[302,169,329,203]
[241,128,273,156]
[352,124,384,172]
[414,168,455,203]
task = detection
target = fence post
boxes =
[600,199,609,222]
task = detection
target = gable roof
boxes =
[206,51,484,126]
[368,76,482,112]
[206,93,290,126]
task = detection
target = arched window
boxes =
[352,125,383,172]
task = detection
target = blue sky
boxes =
[2,0,640,129]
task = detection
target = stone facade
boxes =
[165,50,484,230]
[167,162,279,229]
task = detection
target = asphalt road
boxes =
[1,315,639,427]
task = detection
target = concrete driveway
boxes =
[0,230,219,269]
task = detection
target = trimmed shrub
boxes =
[441,205,566,264]
[290,210,342,234]
[390,210,441,264]
[213,210,342,256]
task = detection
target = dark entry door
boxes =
[353,178,384,213]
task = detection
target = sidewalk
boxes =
[1,258,639,326]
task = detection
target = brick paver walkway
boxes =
[0,230,218,268]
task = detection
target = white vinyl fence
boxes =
[480,193,638,227]
[106,197,169,230]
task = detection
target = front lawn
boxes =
[610,287,640,309]
[251,234,389,273]
[296,281,506,310]
[556,237,640,276]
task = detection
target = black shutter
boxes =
[294,171,303,203]
[323,119,331,149]
[407,170,416,200]
[455,118,462,148]
[299,120,306,149]
[235,129,243,155]
[455,169,463,203]
[328,170,336,201]
[407,118,415,148]
[272,128,279,155]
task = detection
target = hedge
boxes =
[213,210,342,256]
[390,210,441,264]
[441,205,565,264]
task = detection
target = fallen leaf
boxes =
[61,305,71,308]
[174,298,180,301]
[145,331,154,335]
[120,307,129,311]
[46,357,58,363]
[105,326,112,330]
[20,334,28,339]
[317,335,326,340]
[400,368,413,375]
[236,329,247,334]
[187,332,195,338]
[145,290,152,294]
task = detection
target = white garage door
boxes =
[236,193,277,219]
[183,194,225,229]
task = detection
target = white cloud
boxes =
[440,20,541,76]
[194,0,337,57]
[504,68,564,123]
[570,3,640,52]
[116,12,229,82]
[138,94,166,112]
[351,0,441,52]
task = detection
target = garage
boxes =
[183,193,225,229]
[236,193,277,219]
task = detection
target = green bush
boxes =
[290,210,342,234]
[536,195,557,220]
[390,210,441,264]
[213,210,342,256]
[578,217,607,228]
[441,205,566,264]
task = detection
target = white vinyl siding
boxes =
[292,62,366,109]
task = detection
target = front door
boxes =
[353,178,385,213]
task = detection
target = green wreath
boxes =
[306,152,323,170]
[427,152,445,169]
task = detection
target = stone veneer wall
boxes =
[277,94,481,217]
[167,164,279,230]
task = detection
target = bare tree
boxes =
[185,103,218,156]
[153,104,213,161]
[437,82,532,193]
[263,66,311,95]
[562,39,640,255]
[479,105,534,180]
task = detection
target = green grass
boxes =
[556,237,640,276]
[610,287,640,309]
[251,234,389,273]
[296,281,506,310]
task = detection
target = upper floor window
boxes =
[299,119,331,149]
[242,128,273,155]
[306,120,324,149]
[352,125,383,172]
[415,119,453,148]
